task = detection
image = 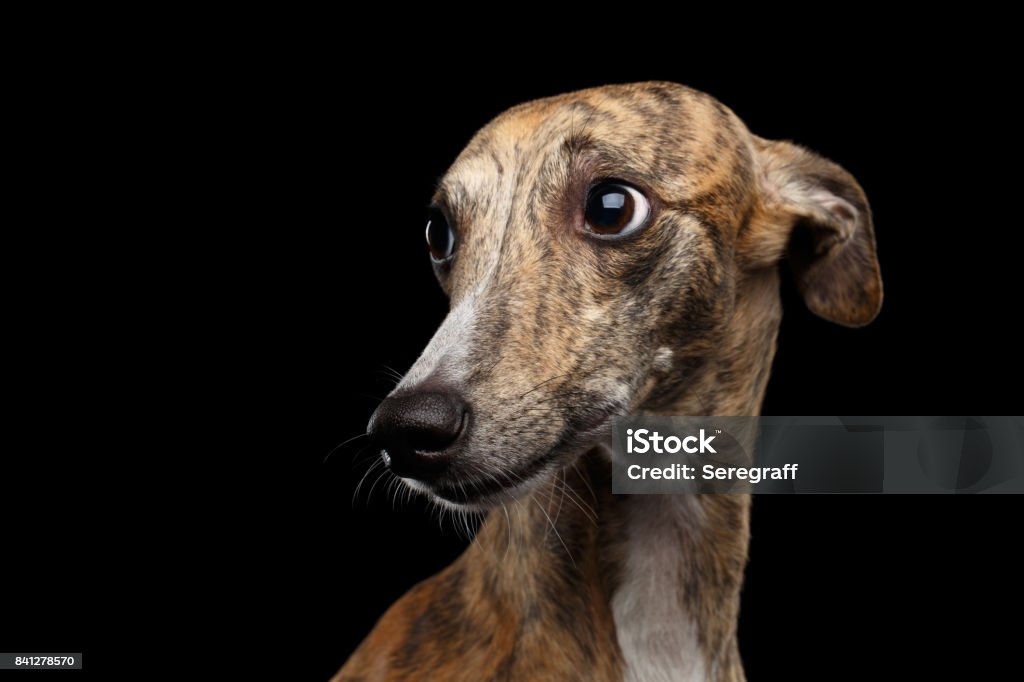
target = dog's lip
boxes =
[426,446,562,505]
[411,407,620,506]
[428,482,497,505]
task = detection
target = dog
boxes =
[336,82,882,681]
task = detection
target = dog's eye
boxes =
[584,183,650,237]
[426,208,455,262]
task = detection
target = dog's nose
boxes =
[367,391,468,479]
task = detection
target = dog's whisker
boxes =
[325,432,370,465]
[518,372,573,399]
[364,468,391,505]
[351,457,384,507]
[532,497,575,569]
[557,476,598,526]
[501,503,513,561]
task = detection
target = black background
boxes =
[3,37,1021,680]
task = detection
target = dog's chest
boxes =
[610,497,708,682]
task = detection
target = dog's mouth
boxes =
[426,476,536,507]
[422,450,562,508]
[404,407,619,509]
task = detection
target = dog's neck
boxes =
[605,269,779,680]
[462,269,781,681]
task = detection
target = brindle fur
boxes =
[336,82,881,681]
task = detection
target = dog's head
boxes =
[368,82,881,508]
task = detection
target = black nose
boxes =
[367,391,468,479]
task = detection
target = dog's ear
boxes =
[743,138,882,327]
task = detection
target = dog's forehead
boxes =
[439,82,748,204]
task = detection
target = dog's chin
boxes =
[400,468,550,512]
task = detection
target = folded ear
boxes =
[745,138,882,327]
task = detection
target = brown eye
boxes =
[584,182,650,237]
[425,208,455,262]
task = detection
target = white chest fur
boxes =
[610,496,709,682]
